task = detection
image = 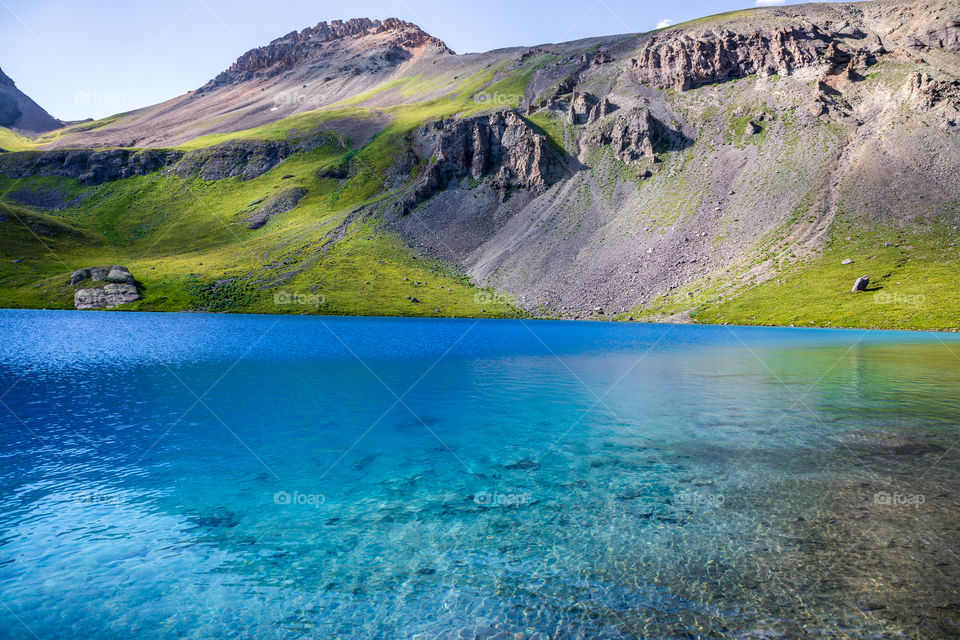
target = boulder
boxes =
[70,265,132,284]
[841,258,853,265]
[74,283,141,309]
[851,275,869,292]
[105,266,135,284]
[69,268,91,285]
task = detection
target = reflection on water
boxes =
[0,311,958,639]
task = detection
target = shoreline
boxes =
[2,306,958,334]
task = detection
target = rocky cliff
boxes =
[412,111,564,204]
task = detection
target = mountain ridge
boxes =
[0,66,61,134]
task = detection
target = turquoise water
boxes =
[1,310,959,639]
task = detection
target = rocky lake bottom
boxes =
[0,311,958,639]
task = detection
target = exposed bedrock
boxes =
[409,111,565,205]
[0,135,342,186]
[632,25,835,90]
[244,188,307,229]
[582,107,670,164]
[172,134,343,181]
[0,149,183,186]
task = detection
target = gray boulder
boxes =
[851,275,870,292]
[105,266,135,284]
[74,284,141,309]
[70,265,132,285]
[69,268,91,285]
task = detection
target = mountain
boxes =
[0,67,60,133]
[1,1,959,329]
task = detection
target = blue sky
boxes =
[2,0,818,121]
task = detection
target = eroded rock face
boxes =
[200,18,453,91]
[632,25,834,90]
[0,149,182,185]
[568,92,616,125]
[74,284,141,309]
[903,71,960,109]
[413,111,564,202]
[584,107,663,163]
[906,21,960,51]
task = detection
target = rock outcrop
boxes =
[0,149,182,185]
[173,135,341,181]
[74,284,141,309]
[568,92,616,125]
[70,265,136,285]
[412,111,564,203]
[584,107,665,163]
[172,140,290,182]
[244,188,307,229]
[905,21,960,52]
[71,266,141,309]
[199,18,453,91]
[632,25,836,90]
[0,135,343,186]
[902,71,960,109]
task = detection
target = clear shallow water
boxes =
[1,310,959,639]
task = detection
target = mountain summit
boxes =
[199,18,453,91]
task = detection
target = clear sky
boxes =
[1,0,820,122]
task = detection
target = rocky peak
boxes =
[0,67,14,87]
[200,18,453,91]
